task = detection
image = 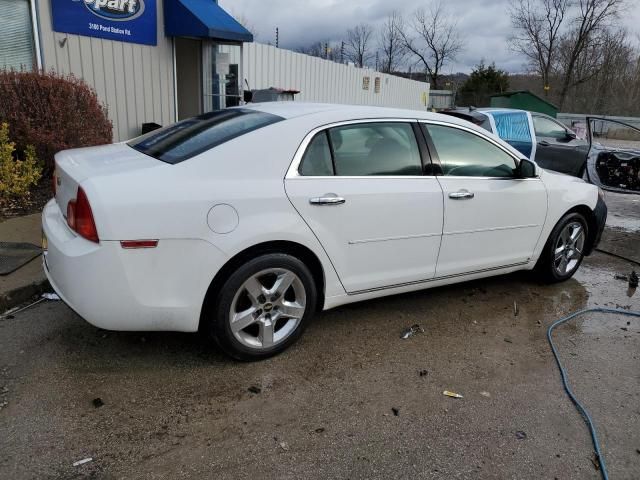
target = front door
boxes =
[421,122,547,277]
[285,121,444,293]
[532,114,589,176]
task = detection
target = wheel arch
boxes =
[199,240,326,331]
[561,204,599,255]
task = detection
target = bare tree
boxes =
[345,24,374,67]
[378,11,406,73]
[296,41,342,62]
[556,0,626,109]
[510,0,569,96]
[398,2,464,89]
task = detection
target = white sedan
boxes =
[42,103,607,360]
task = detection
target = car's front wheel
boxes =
[536,212,588,283]
[207,253,317,361]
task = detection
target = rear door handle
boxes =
[448,190,474,200]
[538,140,550,147]
[309,194,346,206]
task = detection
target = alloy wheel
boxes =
[228,268,307,350]
[553,221,585,276]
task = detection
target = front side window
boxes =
[128,109,283,164]
[532,116,568,139]
[424,124,517,177]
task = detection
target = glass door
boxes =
[203,42,242,112]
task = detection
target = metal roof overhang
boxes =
[164,0,253,43]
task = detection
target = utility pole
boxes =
[340,41,344,64]
[375,51,379,71]
[275,27,279,48]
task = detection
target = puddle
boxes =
[606,214,640,232]
[579,313,637,334]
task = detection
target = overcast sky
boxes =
[220,0,640,74]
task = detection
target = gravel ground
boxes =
[1,196,639,480]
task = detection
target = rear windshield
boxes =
[128,109,284,164]
[441,110,492,132]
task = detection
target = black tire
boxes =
[206,253,317,361]
[535,212,589,284]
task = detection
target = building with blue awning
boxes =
[1,0,431,142]
[1,0,254,140]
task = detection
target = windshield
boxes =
[128,109,284,164]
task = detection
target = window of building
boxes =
[0,0,36,71]
[424,124,516,177]
[374,77,381,93]
[362,77,370,90]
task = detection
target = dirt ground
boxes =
[1,192,639,480]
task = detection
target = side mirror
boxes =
[566,130,577,140]
[517,159,536,178]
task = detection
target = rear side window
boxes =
[128,109,283,164]
[300,132,333,176]
[424,124,516,177]
[298,122,422,176]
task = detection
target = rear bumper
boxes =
[42,199,227,332]
[589,196,607,254]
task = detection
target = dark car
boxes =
[441,108,589,177]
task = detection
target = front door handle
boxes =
[309,194,346,206]
[449,190,475,200]
[538,140,550,147]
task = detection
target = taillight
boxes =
[67,187,99,243]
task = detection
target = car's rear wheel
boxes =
[536,212,588,283]
[208,253,317,360]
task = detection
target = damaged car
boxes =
[441,108,589,177]
[585,117,640,194]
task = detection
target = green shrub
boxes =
[0,123,41,199]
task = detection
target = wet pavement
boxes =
[1,194,639,479]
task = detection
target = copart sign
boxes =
[51,0,157,45]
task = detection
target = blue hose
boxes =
[547,307,640,480]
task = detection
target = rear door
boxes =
[285,120,444,293]
[421,122,547,277]
[532,114,589,176]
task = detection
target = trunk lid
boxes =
[54,143,162,216]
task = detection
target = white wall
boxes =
[241,43,430,110]
[37,0,176,142]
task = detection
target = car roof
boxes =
[240,102,526,160]
[241,101,489,129]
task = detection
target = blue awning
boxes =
[164,0,253,43]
